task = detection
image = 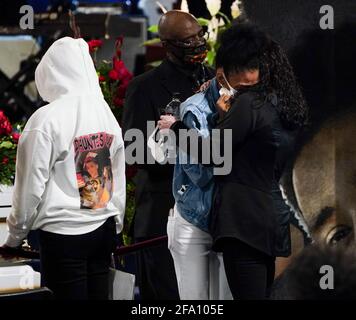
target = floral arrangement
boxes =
[0,111,21,187]
[87,37,136,245]
[145,0,242,66]
[193,0,242,66]
[87,37,133,120]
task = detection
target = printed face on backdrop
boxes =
[293,112,356,249]
[275,109,356,277]
[292,110,356,251]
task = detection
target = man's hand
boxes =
[158,115,177,130]
[197,79,212,92]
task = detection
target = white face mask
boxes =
[219,72,237,97]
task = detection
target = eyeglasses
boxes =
[166,29,207,48]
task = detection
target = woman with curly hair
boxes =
[158,23,309,299]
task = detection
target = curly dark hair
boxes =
[216,23,309,129]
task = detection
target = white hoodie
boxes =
[5,37,126,247]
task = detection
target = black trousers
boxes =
[135,238,179,300]
[39,217,116,300]
[220,238,275,300]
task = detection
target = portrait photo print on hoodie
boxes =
[74,132,114,210]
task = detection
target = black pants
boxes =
[39,217,116,300]
[220,238,275,300]
[135,238,179,300]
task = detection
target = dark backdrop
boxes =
[241,0,356,126]
[189,0,356,126]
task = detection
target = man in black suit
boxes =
[122,10,214,300]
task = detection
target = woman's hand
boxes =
[158,115,177,130]
[197,79,212,92]
[216,94,232,118]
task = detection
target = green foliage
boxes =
[197,18,210,26]
[0,135,20,186]
[122,179,136,245]
[148,25,159,33]
[142,38,161,46]
[203,12,232,67]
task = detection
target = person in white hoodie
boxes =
[1,37,126,299]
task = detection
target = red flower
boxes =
[12,132,20,142]
[113,57,123,71]
[98,75,106,82]
[126,165,137,179]
[116,48,122,59]
[108,69,120,81]
[116,83,128,99]
[115,36,124,59]
[113,97,124,107]
[121,68,133,82]
[0,110,12,136]
[121,77,131,88]
[115,36,123,48]
[87,39,103,53]
[2,156,9,165]
[113,57,133,82]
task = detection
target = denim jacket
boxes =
[172,78,219,232]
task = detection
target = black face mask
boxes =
[166,38,208,65]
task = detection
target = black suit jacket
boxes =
[122,59,214,238]
[210,91,299,256]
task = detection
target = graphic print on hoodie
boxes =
[5,37,126,248]
[74,132,114,209]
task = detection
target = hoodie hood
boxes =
[35,37,102,102]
